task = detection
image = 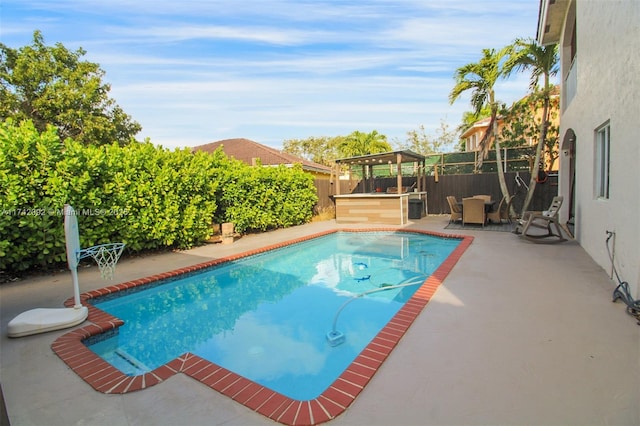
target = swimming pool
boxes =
[52,228,472,425]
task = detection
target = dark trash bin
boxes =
[408,199,423,219]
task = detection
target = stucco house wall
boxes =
[542,0,639,298]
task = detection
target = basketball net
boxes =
[81,243,125,280]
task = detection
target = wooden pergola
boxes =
[332,150,427,195]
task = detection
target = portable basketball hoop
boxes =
[7,204,125,337]
[75,243,125,280]
[64,204,125,304]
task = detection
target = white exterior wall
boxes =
[558,0,640,297]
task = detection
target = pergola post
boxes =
[396,153,403,192]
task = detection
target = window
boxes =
[570,20,577,64]
[595,122,610,199]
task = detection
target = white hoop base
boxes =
[7,306,88,338]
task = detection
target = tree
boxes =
[0,31,141,146]
[397,121,458,154]
[449,48,511,201]
[503,38,559,215]
[337,130,391,158]
[500,88,560,168]
[282,135,343,166]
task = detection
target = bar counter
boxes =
[334,192,427,225]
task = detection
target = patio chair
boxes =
[462,197,486,227]
[513,196,566,243]
[474,194,492,202]
[446,196,462,223]
[487,195,510,224]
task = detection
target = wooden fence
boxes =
[313,179,351,213]
[314,171,558,217]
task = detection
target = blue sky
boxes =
[2,0,543,150]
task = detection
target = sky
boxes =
[1,0,543,151]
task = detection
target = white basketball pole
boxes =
[64,204,84,310]
[70,263,82,309]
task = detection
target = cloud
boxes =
[4,0,543,149]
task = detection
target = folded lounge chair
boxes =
[487,195,510,224]
[513,196,566,243]
[446,196,462,223]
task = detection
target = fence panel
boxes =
[425,172,558,215]
[313,172,557,218]
[313,179,351,212]
[426,146,537,175]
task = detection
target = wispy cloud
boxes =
[110,25,334,46]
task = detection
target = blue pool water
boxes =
[87,231,460,400]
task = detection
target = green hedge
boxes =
[0,120,318,272]
[218,163,318,233]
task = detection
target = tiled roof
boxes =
[192,138,331,174]
[460,116,498,139]
[461,86,560,139]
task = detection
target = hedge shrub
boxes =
[0,120,318,273]
[218,163,318,233]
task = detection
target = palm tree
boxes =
[503,38,559,215]
[449,47,511,200]
[338,130,391,158]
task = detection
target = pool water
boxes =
[87,231,460,400]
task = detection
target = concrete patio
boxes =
[1,216,638,425]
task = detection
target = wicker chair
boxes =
[462,197,486,227]
[446,196,462,223]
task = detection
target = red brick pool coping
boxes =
[52,228,472,425]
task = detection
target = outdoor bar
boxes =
[332,150,427,225]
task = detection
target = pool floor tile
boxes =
[50,229,472,425]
